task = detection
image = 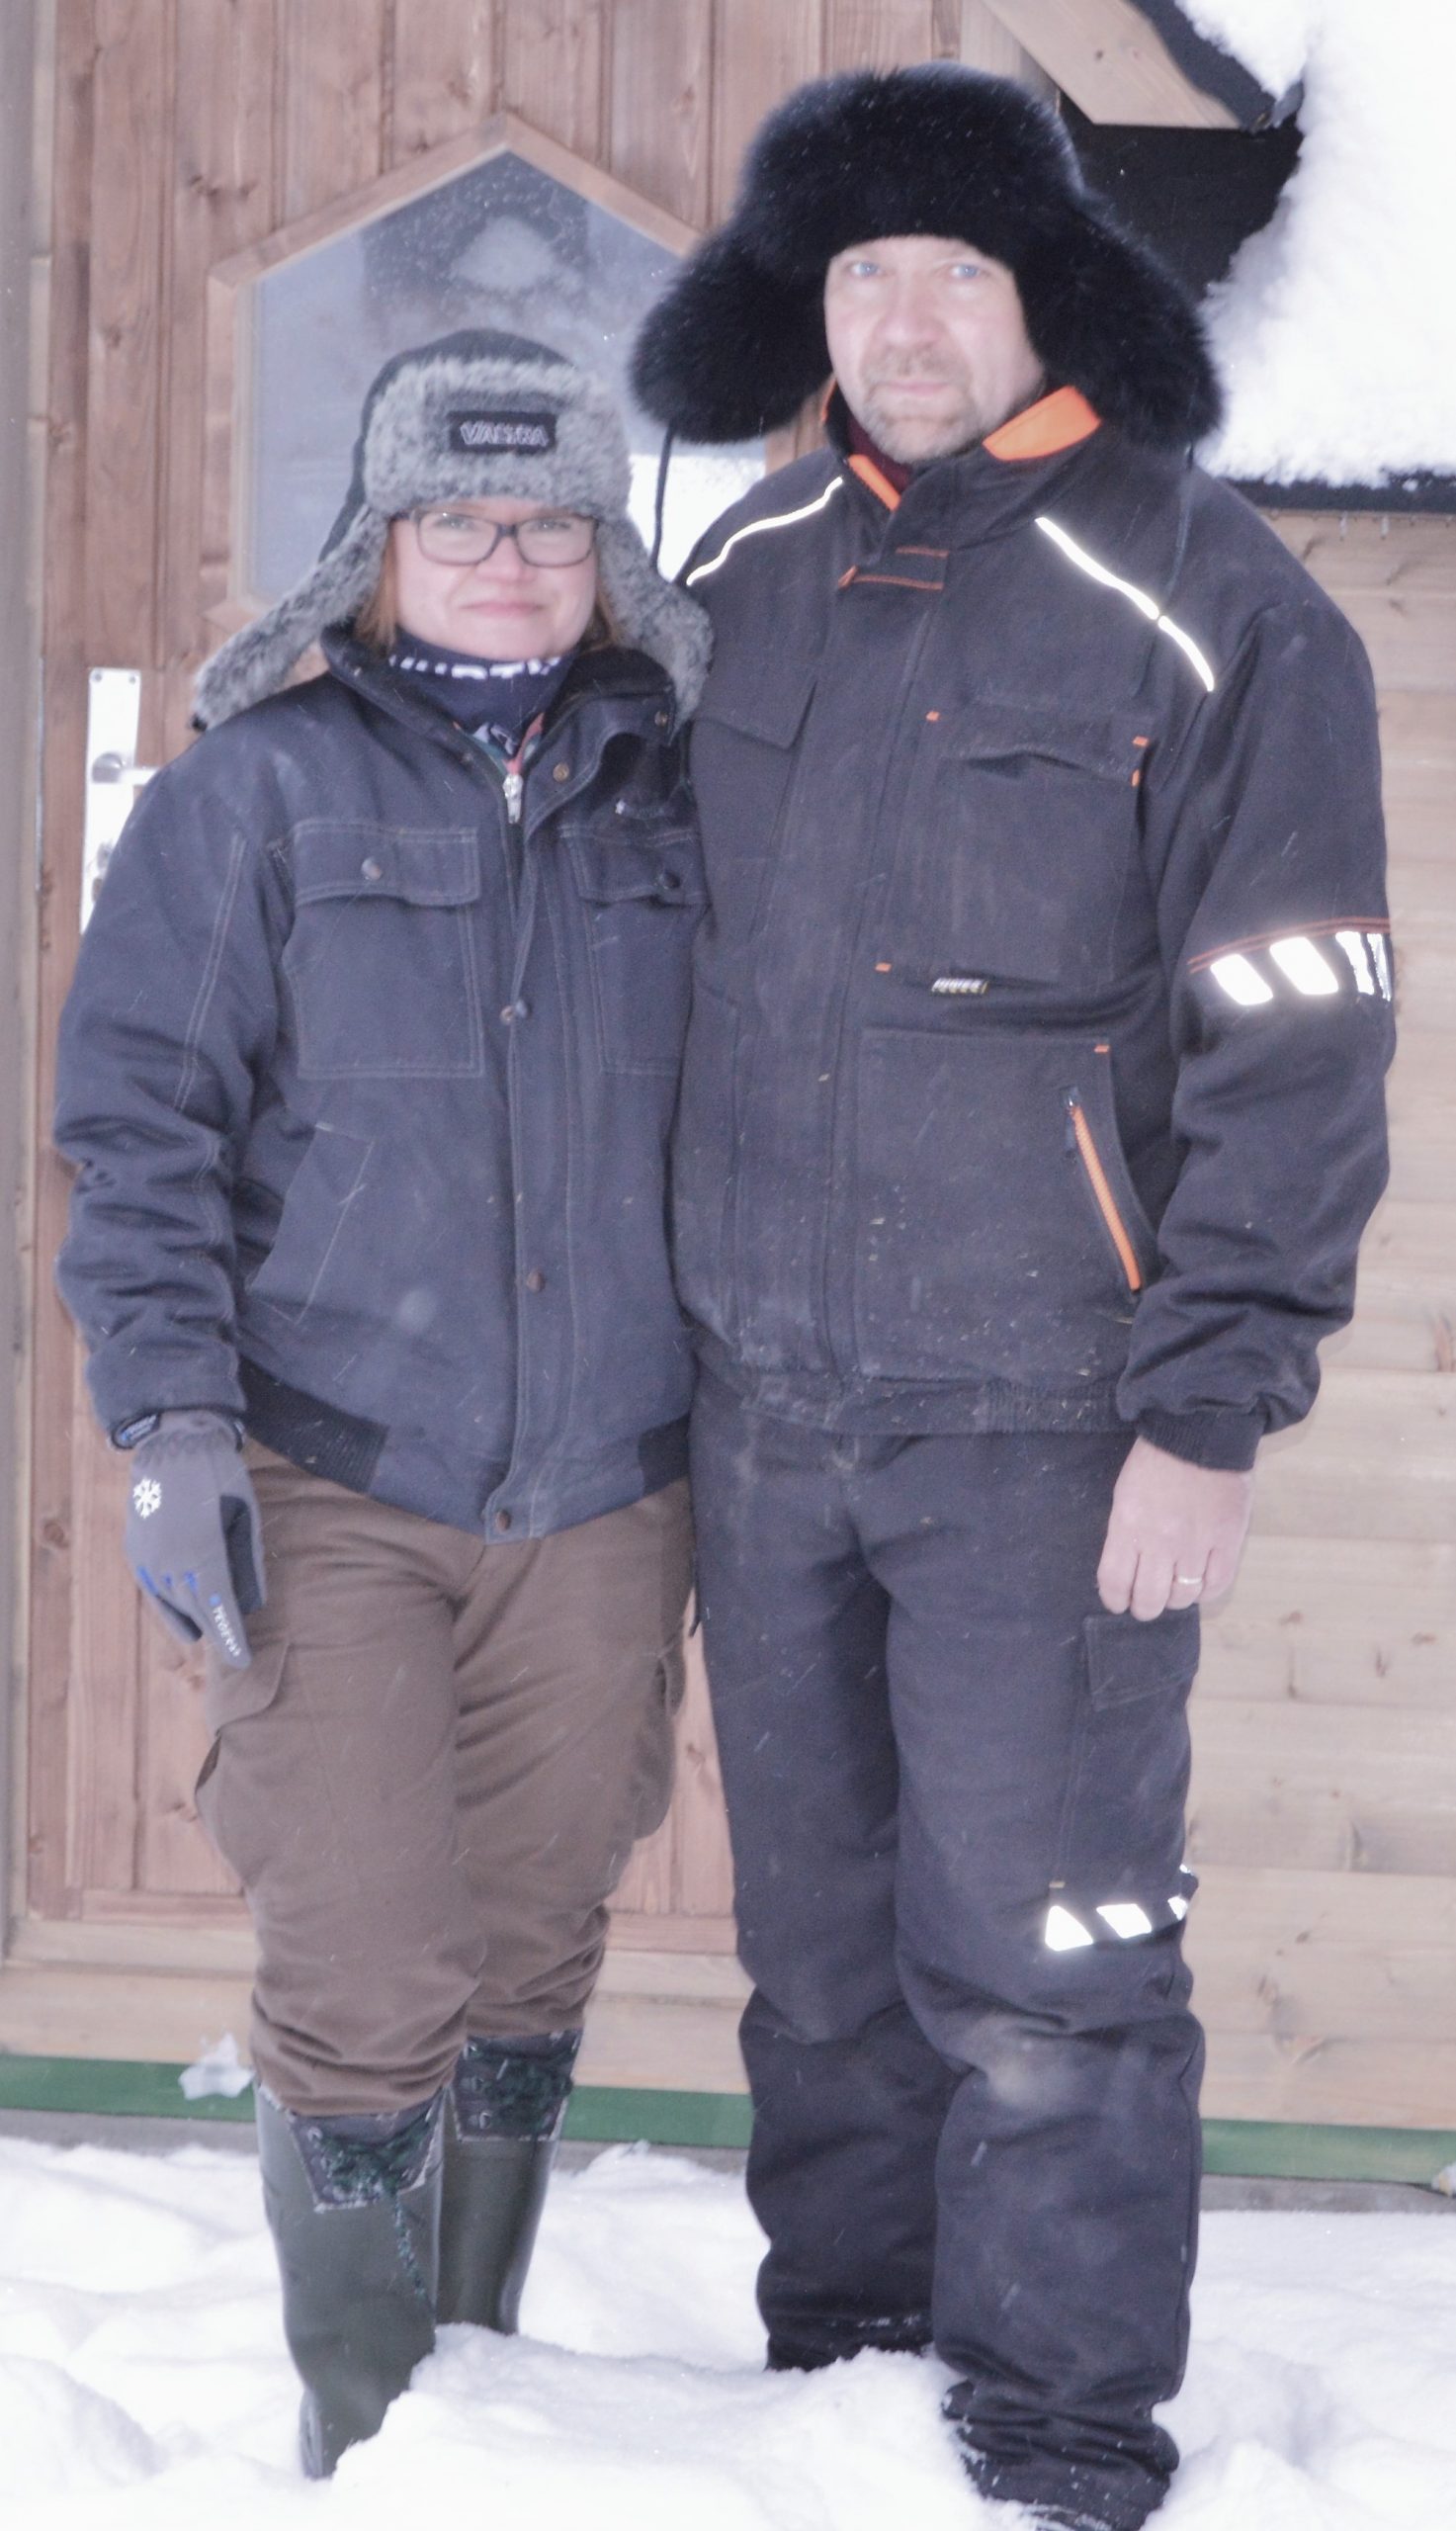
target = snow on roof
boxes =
[1178,0,1456,486]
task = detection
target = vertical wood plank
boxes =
[501,0,606,159]
[959,0,1056,92]
[823,0,935,71]
[29,0,100,1921]
[607,0,712,227]
[85,0,173,667]
[389,0,498,161]
[162,0,277,672]
[711,0,825,219]
[279,0,386,221]
[672,1631,736,1919]
[66,1429,142,1889]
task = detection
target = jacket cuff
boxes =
[1134,1406,1264,1472]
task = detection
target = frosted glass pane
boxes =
[248,151,760,592]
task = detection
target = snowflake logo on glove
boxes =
[132,1477,162,1519]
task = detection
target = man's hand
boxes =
[1097,1436,1254,1621]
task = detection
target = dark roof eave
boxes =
[1127,0,1301,131]
[1226,473,1456,516]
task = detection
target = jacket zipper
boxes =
[500,709,549,827]
[1065,1091,1144,1294]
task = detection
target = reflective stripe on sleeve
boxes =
[1268,934,1341,996]
[1199,924,1393,1008]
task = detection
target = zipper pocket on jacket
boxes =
[1065,1091,1145,1295]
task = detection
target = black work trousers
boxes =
[691,1377,1204,2531]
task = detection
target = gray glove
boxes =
[123,1410,265,1669]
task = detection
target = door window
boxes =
[246,148,760,593]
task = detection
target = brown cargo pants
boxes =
[197,1444,692,2116]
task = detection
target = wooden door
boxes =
[14,0,1054,2078]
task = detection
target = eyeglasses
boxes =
[409,507,597,568]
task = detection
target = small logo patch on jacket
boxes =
[447,408,557,454]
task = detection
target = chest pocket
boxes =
[689,656,817,948]
[285,824,483,1079]
[566,819,706,1077]
[891,701,1149,989]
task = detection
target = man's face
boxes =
[823,234,1046,463]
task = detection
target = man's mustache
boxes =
[864,361,960,387]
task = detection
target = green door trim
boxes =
[1,2054,1454,2185]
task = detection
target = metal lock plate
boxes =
[82,668,156,929]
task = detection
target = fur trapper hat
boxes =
[194,328,710,729]
[633,65,1221,451]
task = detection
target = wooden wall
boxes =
[8,0,1453,2129]
[1184,512,1456,2128]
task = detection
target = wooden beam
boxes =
[0,1945,748,2091]
[980,0,1239,125]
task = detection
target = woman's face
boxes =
[388,496,600,659]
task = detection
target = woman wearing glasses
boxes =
[53,332,710,2473]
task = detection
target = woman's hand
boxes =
[124,1410,265,1668]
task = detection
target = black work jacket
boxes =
[55,638,703,1536]
[675,416,1393,1469]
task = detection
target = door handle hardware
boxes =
[82,668,157,929]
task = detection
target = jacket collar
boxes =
[322,629,675,748]
[828,387,1107,552]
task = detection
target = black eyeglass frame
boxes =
[407,507,599,568]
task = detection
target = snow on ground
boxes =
[1179,0,1456,486]
[2,2135,1454,2531]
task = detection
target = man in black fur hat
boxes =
[634,64,1392,2531]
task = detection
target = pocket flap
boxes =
[944,700,1143,781]
[202,1633,290,1735]
[1083,1607,1200,1708]
[292,825,480,908]
[695,654,817,748]
[568,831,707,909]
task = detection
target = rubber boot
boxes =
[255,2084,443,2478]
[435,2031,580,2331]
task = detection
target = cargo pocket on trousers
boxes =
[1048,1609,1200,1952]
[632,1637,687,1842]
[194,1635,290,1814]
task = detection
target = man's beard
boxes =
[857,362,1043,463]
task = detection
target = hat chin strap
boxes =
[649,430,676,568]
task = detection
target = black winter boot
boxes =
[435,2031,580,2331]
[255,2085,443,2478]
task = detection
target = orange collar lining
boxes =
[984,387,1101,463]
[847,450,902,511]
[840,386,1100,507]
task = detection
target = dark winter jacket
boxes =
[673,402,1393,1469]
[54,636,704,1537]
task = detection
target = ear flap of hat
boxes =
[633,231,829,444]
[1018,213,1223,452]
[596,516,713,717]
[193,508,388,730]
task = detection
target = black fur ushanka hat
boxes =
[633,65,1222,452]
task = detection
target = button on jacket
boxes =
[55,637,704,1537]
[675,406,1394,1470]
